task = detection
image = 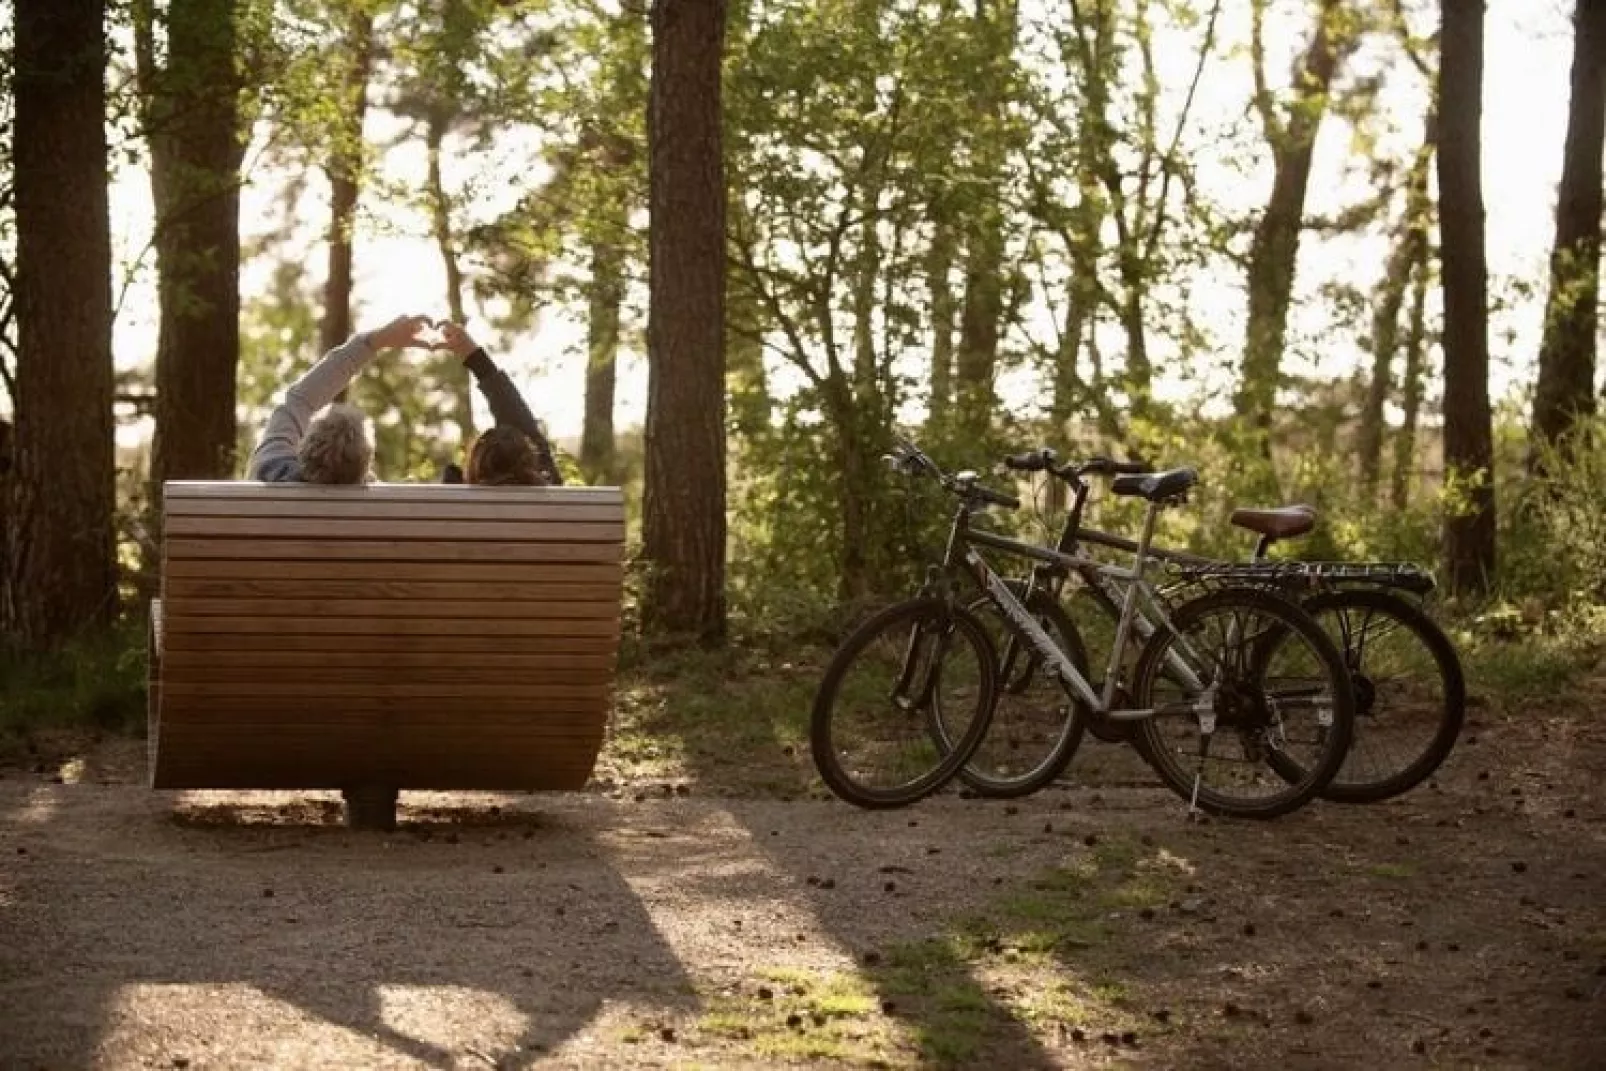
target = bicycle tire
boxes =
[810,598,999,809]
[930,580,1091,798]
[1271,587,1465,803]
[1131,587,1355,820]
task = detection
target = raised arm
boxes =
[441,323,564,486]
[246,315,431,480]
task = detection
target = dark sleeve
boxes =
[462,348,564,486]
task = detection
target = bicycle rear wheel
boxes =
[926,581,1090,797]
[810,598,998,809]
[1273,588,1464,803]
[1132,588,1355,819]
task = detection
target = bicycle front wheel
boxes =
[931,581,1091,798]
[1132,588,1355,820]
[810,598,998,809]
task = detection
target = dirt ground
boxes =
[2,702,1604,1070]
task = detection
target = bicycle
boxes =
[809,439,1357,819]
[980,447,1463,805]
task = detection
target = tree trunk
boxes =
[7,0,117,647]
[926,216,956,427]
[1236,0,1351,442]
[1359,117,1436,492]
[424,106,475,444]
[1530,0,1606,459]
[581,233,624,481]
[1390,243,1430,511]
[323,6,373,404]
[952,0,1015,439]
[143,0,244,486]
[1438,0,1496,593]
[641,0,728,642]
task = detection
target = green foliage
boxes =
[0,615,149,753]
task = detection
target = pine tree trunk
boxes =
[7,0,117,647]
[641,0,728,642]
[1237,0,1350,442]
[144,0,244,486]
[955,216,1003,436]
[1530,0,1606,459]
[581,234,623,481]
[952,0,1015,439]
[1390,244,1430,511]
[1438,0,1496,593]
[424,107,475,444]
[1360,119,1436,492]
[323,7,372,404]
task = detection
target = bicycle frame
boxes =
[934,494,1209,721]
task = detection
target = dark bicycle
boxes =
[808,439,1357,819]
[973,447,1464,805]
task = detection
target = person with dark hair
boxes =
[436,321,564,487]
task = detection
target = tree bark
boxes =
[1530,0,1606,459]
[424,106,475,444]
[581,233,624,481]
[1236,0,1352,442]
[1390,242,1431,511]
[1359,116,1436,492]
[143,0,244,486]
[641,0,728,642]
[1438,0,1496,593]
[7,0,117,647]
[952,0,1016,439]
[323,5,373,404]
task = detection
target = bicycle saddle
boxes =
[1110,467,1197,502]
[1229,504,1317,540]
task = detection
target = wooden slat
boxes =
[160,632,620,654]
[161,615,620,637]
[162,480,624,504]
[163,680,609,701]
[163,598,621,621]
[162,577,621,602]
[156,703,607,728]
[165,516,626,542]
[165,665,609,685]
[165,539,624,563]
[159,649,616,672]
[164,498,624,522]
[162,559,624,583]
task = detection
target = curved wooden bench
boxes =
[148,480,625,824]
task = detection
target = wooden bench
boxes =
[147,480,626,828]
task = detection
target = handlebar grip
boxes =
[973,484,1020,510]
[1111,459,1150,475]
[1002,449,1052,472]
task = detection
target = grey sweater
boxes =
[246,333,378,482]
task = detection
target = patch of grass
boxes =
[0,616,148,760]
[602,644,825,794]
[1367,862,1417,879]
[1464,633,1590,705]
[695,966,901,1067]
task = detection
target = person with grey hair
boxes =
[246,314,435,483]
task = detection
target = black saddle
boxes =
[1111,467,1198,503]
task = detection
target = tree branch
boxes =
[1250,0,1283,142]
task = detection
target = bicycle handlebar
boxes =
[883,439,1019,511]
[1000,446,1148,480]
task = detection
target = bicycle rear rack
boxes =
[1169,560,1437,597]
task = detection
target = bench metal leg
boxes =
[342,786,399,831]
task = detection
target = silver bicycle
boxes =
[808,440,1356,819]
